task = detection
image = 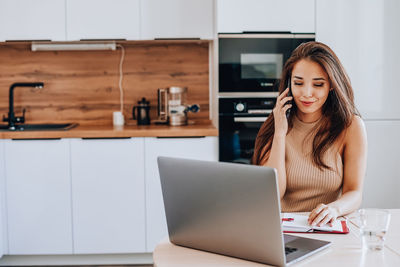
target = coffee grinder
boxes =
[156,87,200,126]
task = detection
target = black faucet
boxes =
[2,82,44,130]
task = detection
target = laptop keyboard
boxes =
[285,246,298,255]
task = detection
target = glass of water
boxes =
[358,209,391,251]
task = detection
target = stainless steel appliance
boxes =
[219,33,315,93]
[219,97,276,164]
[157,87,200,126]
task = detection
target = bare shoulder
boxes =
[344,115,367,146]
[347,115,366,134]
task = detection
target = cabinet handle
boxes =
[79,38,127,41]
[6,39,51,42]
[81,137,131,140]
[233,117,268,122]
[11,138,61,141]
[156,136,205,139]
[154,37,201,40]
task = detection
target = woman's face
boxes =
[291,59,331,122]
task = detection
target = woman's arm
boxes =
[264,134,287,198]
[262,87,292,198]
[308,116,367,226]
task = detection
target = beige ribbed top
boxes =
[281,115,343,212]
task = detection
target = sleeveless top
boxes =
[280,115,343,212]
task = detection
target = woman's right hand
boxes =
[273,87,292,137]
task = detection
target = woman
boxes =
[252,41,367,227]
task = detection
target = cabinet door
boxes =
[144,136,218,251]
[140,0,214,40]
[218,0,315,33]
[316,0,400,119]
[362,121,400,208]
[0,140,5,258]
[5,139,73,254]
[0,0,65,41]
[66,0,140,41]
[70,138,145,253]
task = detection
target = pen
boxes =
[282,218,294,221]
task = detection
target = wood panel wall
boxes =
[0,41,210,125]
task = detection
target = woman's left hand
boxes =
[308,204,339,227]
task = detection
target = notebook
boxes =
[282,213,349,234]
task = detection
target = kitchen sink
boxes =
[0,123,78,131]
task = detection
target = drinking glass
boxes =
[358,209,391,251]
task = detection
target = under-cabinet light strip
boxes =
[31,42,117,51]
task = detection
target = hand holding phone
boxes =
[273,78,292,136]
[285,77,292,118]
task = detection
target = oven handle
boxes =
[233,117,269,122]
[248,109,273,114]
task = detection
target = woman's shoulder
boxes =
[336,115,366,155]
[347,115,366,133]
[344,115,367,145]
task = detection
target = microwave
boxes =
[219,33,315,93]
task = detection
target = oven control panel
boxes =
[235,102,245,112]
[220,98,276,116]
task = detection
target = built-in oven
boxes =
[219,33,315,93]
[218,33,315,164]
[219,97,276,164]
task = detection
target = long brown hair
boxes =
[252,41,359,169]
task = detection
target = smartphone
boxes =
[285,76,292,118]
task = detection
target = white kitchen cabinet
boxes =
[362,121,400,209]
[0,0,66,41]
[0,140,5,258]
[217,0,315,34]
[66,0,140,41]
[4,139,73,254]
[144,136,218,251]
[316,0,400,120]
[70,138,145,254]
[140,0,214,40]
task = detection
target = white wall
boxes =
[316,0,400,208]
[316,0,400,120]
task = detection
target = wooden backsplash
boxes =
[0,41,210,125]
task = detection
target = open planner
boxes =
[282,213,349,234]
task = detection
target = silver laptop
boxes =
[158,157,331,266]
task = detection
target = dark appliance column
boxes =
[219,98,276,164]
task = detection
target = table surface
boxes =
[153,209,400,267]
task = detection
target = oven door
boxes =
[219,33,315,93]
[219,115,268,164]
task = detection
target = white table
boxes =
[381,210,400,254]
[153,209,400,267]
